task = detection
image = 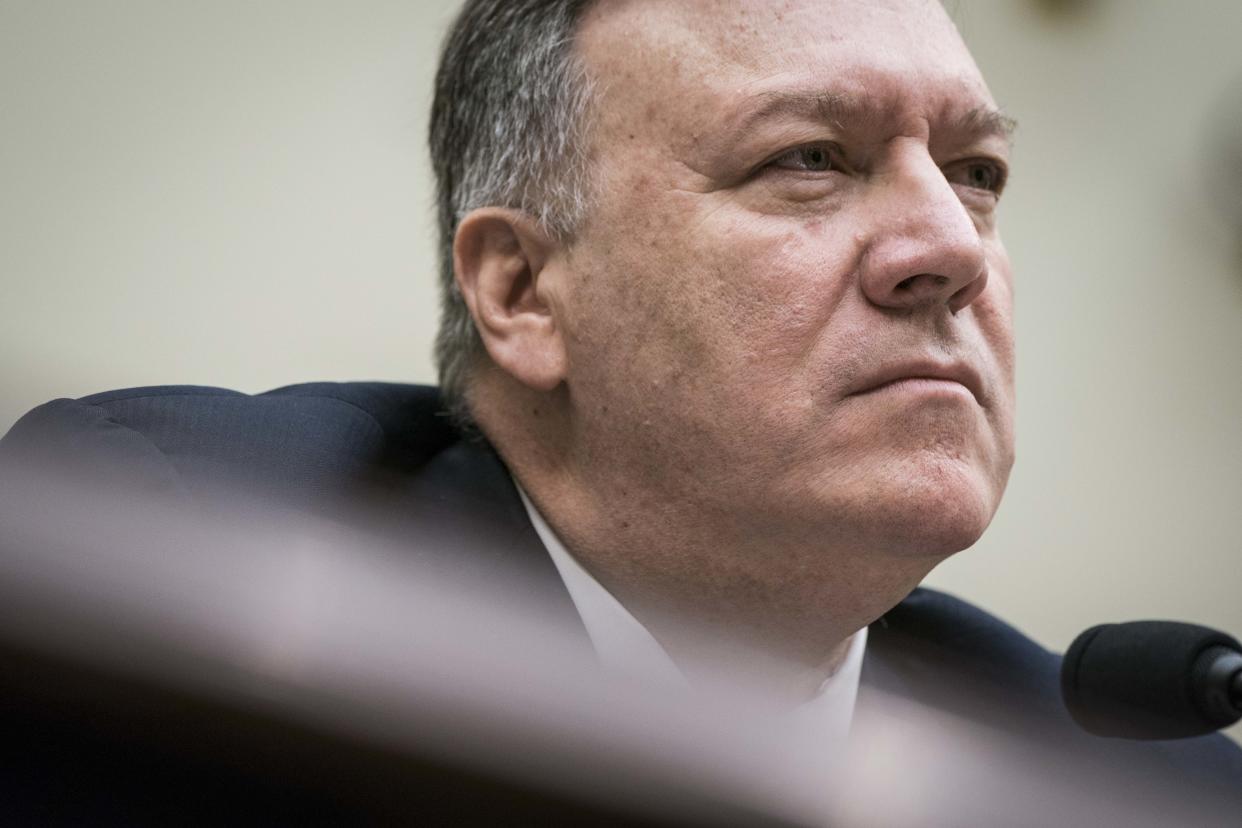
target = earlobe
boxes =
[453,208,568,392]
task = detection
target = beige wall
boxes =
[0,0,453,423]
[2,1,1240,740]
[931,0,1242,743]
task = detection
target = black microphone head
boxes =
[1061,621,1242,740]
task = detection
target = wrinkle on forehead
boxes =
[718,89,1014,145]
[576,0,994,152]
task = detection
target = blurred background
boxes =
[1,0,1240,742]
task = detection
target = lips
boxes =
[847,359,985,405]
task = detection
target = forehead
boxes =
[577,0,995,143]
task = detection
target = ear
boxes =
[453,208,568,391]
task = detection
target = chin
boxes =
[888,455,1003,556]
[808,451,1005,559]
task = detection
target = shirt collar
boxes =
[517,482,686,688]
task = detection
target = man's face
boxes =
[552,0,1015,559]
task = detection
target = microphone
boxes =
[1061,621,1242,740]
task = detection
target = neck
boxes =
[512,461,936,702]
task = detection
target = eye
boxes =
[768,144,841,173]
[945,159,1007,195]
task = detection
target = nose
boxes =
[859,146,989,314]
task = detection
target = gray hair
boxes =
[429,0,599,428]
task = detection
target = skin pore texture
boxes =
[456,0,1016,700]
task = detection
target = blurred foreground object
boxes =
[0,457,1240,826]
[0,463,808,826]
[1,382,1240,825]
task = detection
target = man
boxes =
[1,0,1239,822]
[432,0,1014,702]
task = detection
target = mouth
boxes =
[847,360,985,405]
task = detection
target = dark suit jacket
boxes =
[2,381,1239,824]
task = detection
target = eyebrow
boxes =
[957,105,1019,144]
[726,90,1017,145]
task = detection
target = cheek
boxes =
[565,174,872,423]
[967,260,1017,481]
[675,213,862,373]
[976,257,1016,387]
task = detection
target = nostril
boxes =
[895,273,950,293]
[947,268,989,313]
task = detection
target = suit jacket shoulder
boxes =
[1,383,456,503]
[1,381,579,615]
